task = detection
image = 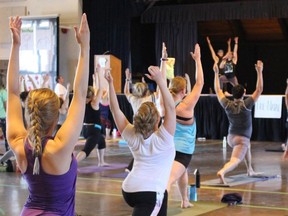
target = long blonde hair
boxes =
[25,88,60,174]
[133,102,159,138]
[169,76,186,96]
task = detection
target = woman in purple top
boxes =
[7,14,90,215]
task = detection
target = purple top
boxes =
[21,138,77,216]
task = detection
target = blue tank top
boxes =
[23,138,77,215]
[174,120,196,154]
[174,101,197,154]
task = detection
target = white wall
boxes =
[0,0,82,86]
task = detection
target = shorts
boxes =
[174,151,192,168]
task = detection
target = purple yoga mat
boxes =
[102,172,128,179]
[77,163,127,174]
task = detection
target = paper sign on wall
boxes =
[254,95,283,119]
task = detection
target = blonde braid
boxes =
[28,97,43,175]
[26,88,60,175]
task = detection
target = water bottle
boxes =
[189,184,197,201]
[223,136,227,149]
[112,128,117,138]
[194,169,200,188]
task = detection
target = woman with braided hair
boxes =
[7,14,90,215]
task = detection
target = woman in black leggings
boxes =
[76,68,108,166]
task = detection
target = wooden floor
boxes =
[0,137,288,216]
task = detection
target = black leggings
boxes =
[82,125,106,157]
[0,118,8,151]
[122,190,168,216]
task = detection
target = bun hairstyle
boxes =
[26,88,60,175]
[86,86,95,99]
[132,82,148,98]
[169,76,186,96]
[133,102,159,138]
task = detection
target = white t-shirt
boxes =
[127,94,153,115]
[122,124,175,193]
[54,83,67,99]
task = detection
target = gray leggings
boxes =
[228,134,250,161]
[0,149,14,163]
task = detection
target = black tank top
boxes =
[84,102,101,125]
[223,60,236,78]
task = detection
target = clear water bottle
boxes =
[112,128,117,138]
[223,136,227,149]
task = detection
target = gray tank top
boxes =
[220,97,255,138]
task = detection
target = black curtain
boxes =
[155,22,197,83]
[142,0,288,23]
[83,0,133,86]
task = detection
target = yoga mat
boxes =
[77,163,127,174]
[265,147,284,152]
[167,201,225,216]
[201,173,278,187]
[102,172,128,179]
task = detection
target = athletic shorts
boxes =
[174,151,192,168]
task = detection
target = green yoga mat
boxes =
[168,201,225,216]
[201,173,279,187]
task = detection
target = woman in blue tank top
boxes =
[7,14,90,215]
[166,44,204,209]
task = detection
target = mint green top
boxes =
[0,89,7,118]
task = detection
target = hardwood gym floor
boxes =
[0,137,287,216]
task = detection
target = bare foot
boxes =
[181,200,193,208]
[247,171,264,177]
[217,171,227,185]
[98,162,109,167]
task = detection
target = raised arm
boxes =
[27,74,37,89]
[147,66,176,135]
[19,75,26,92]
[59,83,70,115]
[251,60,264,101]
[124,68,131,99]
[213,63,225,101]
[185,73,191,93]
[106,70,129,133]
[54,14,90,153]
[232,37,238,64]
[180,44,204,112]
[156,42,168,116]
[222,38,231,59]
[7,16,26,149]
[42,74,51,88]
[206,36,219,63]
[90,67,104,110]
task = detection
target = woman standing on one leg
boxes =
[214,60,264,184]
[76,67,108,167]
[166,44,204,208]
[106,65,176,216]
